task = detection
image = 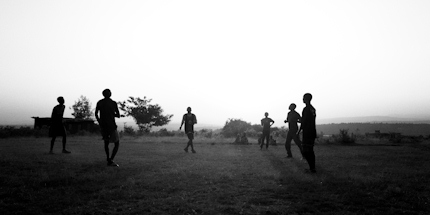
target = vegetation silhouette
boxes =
[70,95,94,119]
[118,96,173,133]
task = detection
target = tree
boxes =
[70,95,93,119]
[221,118,252,138]
[118,96,173,132]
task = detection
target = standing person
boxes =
[260,112,274,150]
[49,96,71,154]
[298,93,317,173]
[95,89,121,167]
[180,107,197,153]
[284,103,303,158]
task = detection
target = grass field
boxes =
[1,136,429,215]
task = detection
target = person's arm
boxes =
[297,114,302,123]
[179,115,185,130]
[50,106,56,124]
[95,105,100,123]
[60,105,65,117]
[297,122,303,135]
[270,119,275,126]
[114,103,120,118]
[194,115,197,125]
[298,109,307,134]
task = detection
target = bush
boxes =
[0,125,102,138]
[197,129,213,138]
[155,128,175,137]
[0,126,34,138]
[275,127,288,139]
[221,119,252,138]
[33,128,49,138]
[334,129,356,144]
[123,124,136,136]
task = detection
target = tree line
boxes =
[70,95,172,133]
[64,96,430,138]
[67,96,285,138]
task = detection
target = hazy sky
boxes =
[1,0,430,127]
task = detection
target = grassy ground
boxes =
[0,136,429,215]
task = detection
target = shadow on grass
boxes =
[0,156,146,214]
[257,145,430,215]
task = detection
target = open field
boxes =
[1,136,429,214]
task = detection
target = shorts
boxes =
[103,129,119,143]
[186,132,194,140]
[302,137,315,146]
[49,124,66,137]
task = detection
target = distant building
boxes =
[32,117,97,134]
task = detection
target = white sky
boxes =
[1,0,430,127]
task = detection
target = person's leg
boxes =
[111,141,119,161]
[184,133,191,152]
[285,133,293,157]
[302,138,316,172]
[61,135,70,153]
[293,134,303,158]
[265,132,270,149]
[104,140,110,162]
[259,134,264,149]
[308,139,316,172]
[308,145,315,171]
[62,135,66,149]
[50,136,56,153]
[185,140,190,152]
[302,144,310,166]
[190,140,195,153]
[189,133,196,153]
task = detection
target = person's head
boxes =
[102,89,111,98]
[187,107,192,113]
[57,96,64,104]
[264,112,269,117]
[303,93,312,104]
[289,103,296,111]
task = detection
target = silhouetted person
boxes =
[180,107,197,153]
[298,93,317,173]
[49,96,70,154]
[95,89,121,167]
[234,133,241,144]
[234,133,249,144]
[241,132,249,144]
[260,112,274,149]
[284,103,303,158]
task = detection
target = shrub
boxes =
[155,128,175,137]
[0,126,34,138]
[123,124,136,136]
[33,128,49,138]
[197,129,213,138]
[221,119,252,138]
[334,129,356,144]
[275,127,288,139]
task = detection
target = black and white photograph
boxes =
[1,1,429,214]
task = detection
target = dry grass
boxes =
[0,136,429,214]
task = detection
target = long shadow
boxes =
[261,149,302,177]
[260,146,337,184]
